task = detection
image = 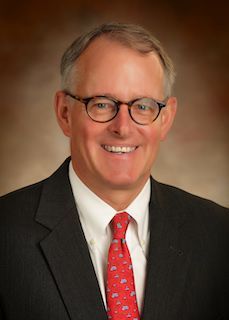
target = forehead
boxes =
[72,37,164,99]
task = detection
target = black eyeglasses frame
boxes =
[64,91,167,125]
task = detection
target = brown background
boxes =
[0,0,228,206]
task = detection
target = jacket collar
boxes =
[35,157,107,320]
[142,178,190,319]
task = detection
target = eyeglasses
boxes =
[64,91,166,125]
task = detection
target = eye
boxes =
[87,97,116,115]
[136,104,150,111]
[132,98,158,115]
[89,97,115,110]
[95,102,109,109]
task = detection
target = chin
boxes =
[102,173,146,190]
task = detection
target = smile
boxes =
[102,145,137,154]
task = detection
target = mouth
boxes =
[102,145,137,154]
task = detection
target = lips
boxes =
[102,145,137,154]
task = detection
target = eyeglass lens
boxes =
[86,97,161,124]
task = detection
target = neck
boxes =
[72,167,148,211]
[91,187,144,211]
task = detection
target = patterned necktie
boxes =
[106,212,140,320]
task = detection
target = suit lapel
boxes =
[35,158,107,320]
[142,179,191,320]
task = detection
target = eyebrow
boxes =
[90,93,154,101]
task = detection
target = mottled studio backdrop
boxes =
[0,0,228,206]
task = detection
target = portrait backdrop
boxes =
[0,0,228,207]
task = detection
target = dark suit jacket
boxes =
[0,158,228,320]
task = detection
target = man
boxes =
[0,23,228,320]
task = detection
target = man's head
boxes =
[55,23,177,208]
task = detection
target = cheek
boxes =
[145,133,161,168]
[71,127,88,152]
[69,110,88,139]
[142,125,162,148]
[70,120,101,153]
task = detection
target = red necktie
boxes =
[106,212,140,320]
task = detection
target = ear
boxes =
[54,91,72,137]
[160,96,177,141]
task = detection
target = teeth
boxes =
[103,145,136,153]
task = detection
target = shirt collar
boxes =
[69,161,150,244]
[124,180,150,244]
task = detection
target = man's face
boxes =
[56,37,176,198]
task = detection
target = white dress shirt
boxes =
[69,162,150,312]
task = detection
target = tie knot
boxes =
[111,212,130,239]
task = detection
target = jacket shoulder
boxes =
[0,158,71,215]
[153,179,228,210]
[152,179,229,228]
[0,180,46,225]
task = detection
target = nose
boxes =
[107,104,133,138]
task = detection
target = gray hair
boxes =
[60,23,176,97]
